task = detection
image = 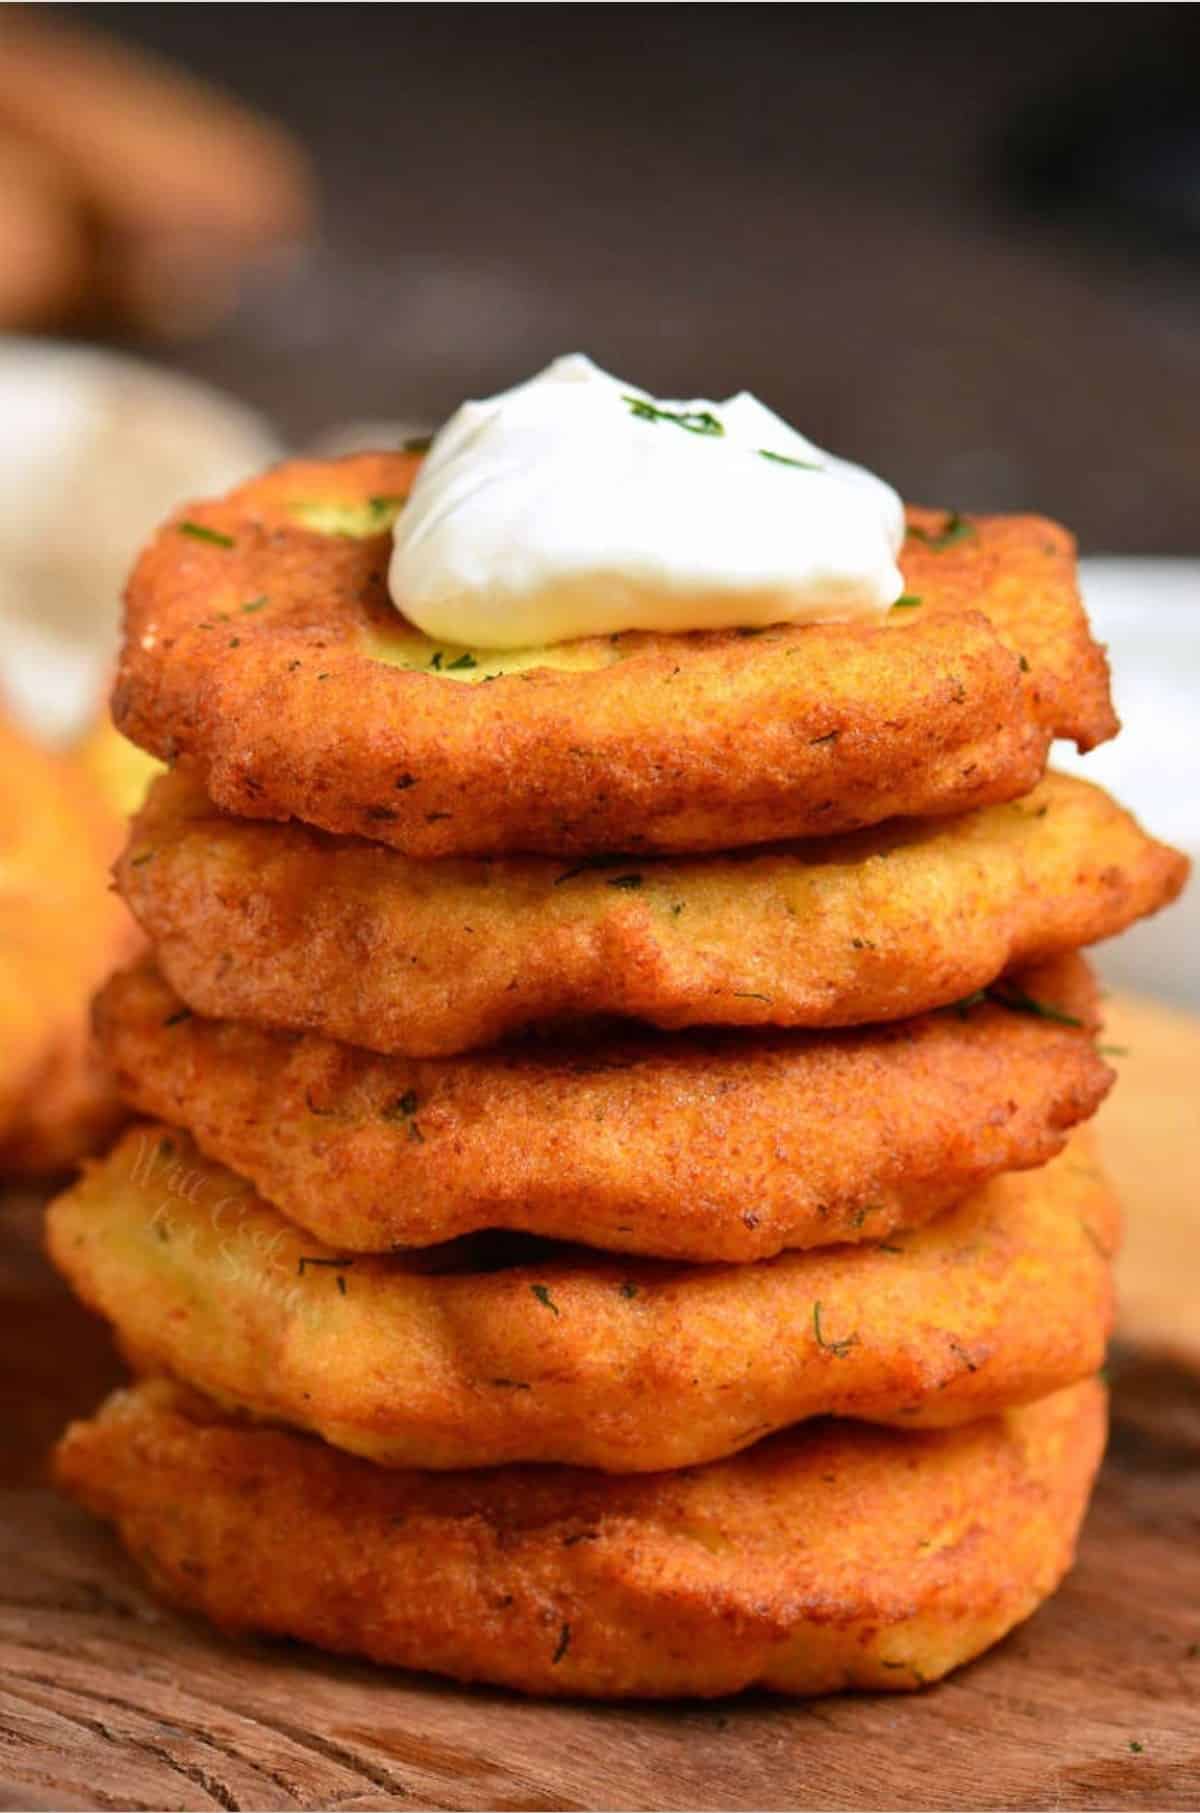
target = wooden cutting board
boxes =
[1,994,1197,1812]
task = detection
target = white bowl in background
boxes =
[0,337,281,740]
[1062,558,1200,1008]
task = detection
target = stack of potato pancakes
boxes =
[49,453,1187,1700]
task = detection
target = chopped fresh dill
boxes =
[622,394,723,436]
[986,985,1083,1028]
[178,520,234,548]
[812,1300,858,1358]
[759,448,820,470]
[907,510,974,551]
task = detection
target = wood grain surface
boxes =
[0,994,1197,1811]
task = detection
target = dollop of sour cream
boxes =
[389,354,905,649]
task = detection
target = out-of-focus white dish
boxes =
[1063,558,1200,1009]
[0,338,281,739]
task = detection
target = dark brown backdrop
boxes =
[80,3,1200,553]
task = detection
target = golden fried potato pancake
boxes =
[56,1376,1106,1698]
[117,769,1186,1058]
[47,1126,1117,1472]
[95,953,1112,1261]
[112,452,1116,858]
[0,711,140,1174]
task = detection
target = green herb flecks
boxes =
[892,593,923,609]
[812,1299,859,1359]
[178,521,234,549]
[907,510,974,552]
[552,1621,572,1664]
[404,434,434,454]
[240,595,268,614]
[949,986,1083,1029]
[1129,1741,1144,1755]
[622,394,724,437]
[445,652,477,671]
[531,1283,560,1317]
[985,985,1083,1028]
[297,1255,358,1276]
[759,448,821,470]
[619,1281,640,1300]
[383,1089,423,1142]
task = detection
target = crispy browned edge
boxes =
[112,453,1116,856]
[55,1377,1106,1698]
[114,770,1188,1057]
[94,952,1113,1259]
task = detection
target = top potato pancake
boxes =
[114,453,1116,858]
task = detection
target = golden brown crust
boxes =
[0,711,141,1175]
[47,1126,1118,1472]
[116,770,1187,1057]
[95,954,1113,1260]
[55,1377,1106,1698]
[112,453,1116,858]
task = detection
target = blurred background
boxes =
[0,0,1196,994]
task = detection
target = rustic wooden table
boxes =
[1,997,1197,1811]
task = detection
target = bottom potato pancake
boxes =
[96,953,1112,1260]
[117,769,1186,1056]
[56,1376,1105,1699]
[47,1126,1117,1473]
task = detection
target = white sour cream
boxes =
[388,353,905,649]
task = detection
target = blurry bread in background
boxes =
[0,130,91,330]
[0,7,313,337]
